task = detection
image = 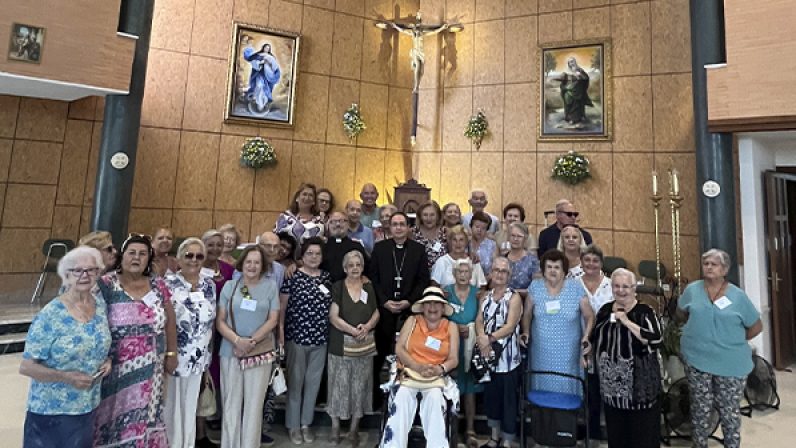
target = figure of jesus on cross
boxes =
[376,11,463,145]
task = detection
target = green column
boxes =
[690,0,738,283]
[90,0,155,247]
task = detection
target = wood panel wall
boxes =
[707,0,796,131]
[0,0,135,92]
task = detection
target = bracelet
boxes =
[165,351,177,358]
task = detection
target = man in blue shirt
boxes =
[346,200,375,254]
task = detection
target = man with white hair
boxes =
[461,189,499,233]
[537,199,593,257]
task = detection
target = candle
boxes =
[652,170,658,196]
[672,169,680,196]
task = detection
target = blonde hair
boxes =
[78,231,113,250]
[557,225,588,252]
[219,223,242,245]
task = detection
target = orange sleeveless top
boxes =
[407,315,450,365]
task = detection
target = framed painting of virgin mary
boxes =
[225,23,300,126]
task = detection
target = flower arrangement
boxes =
[342,103,366,140]
[464,109,489,150]
[239,137,277,169]
[552,150,591,185]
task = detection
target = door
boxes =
[764,171,796,369]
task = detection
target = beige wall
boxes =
[413,0,700,280]
[0,0,702,301]
[0,0,419,300]
[706,0,796,130]
[0,0,135,92]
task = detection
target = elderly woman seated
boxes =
[380,287,459,448]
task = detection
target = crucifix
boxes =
[376,12,464,146]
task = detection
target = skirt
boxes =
[326,353,373,419]
[24,410,95,448]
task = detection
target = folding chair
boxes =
[30,239,75,306]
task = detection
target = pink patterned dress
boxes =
[94,273,171,447]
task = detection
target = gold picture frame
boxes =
[539,39,612,142]
[224,22,300,127]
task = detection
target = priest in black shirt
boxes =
[369,211,430,404]
[321,211,369,282]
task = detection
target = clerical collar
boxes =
[394,239,407,249]
[335,238,342,243]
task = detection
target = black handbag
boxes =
[470,340,503,383]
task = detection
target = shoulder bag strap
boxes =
[228,278,242,334]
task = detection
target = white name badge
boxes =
[189,291,204,303]
[200,267,216,278]
[714,296,732,310]
[318,284,330,295]
[425,336,442,351]
[360,290,368,304]
[546,300,561,314]
[240,298,257,311]
[432,241,443,252]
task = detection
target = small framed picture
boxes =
[539,39,612,141]
[8,23,45,64]
[225,22,301,127]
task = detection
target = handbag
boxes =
[471,309,503,383]
[196,373,216,417]
[343,333,377,357]
[228,278,276,370]
[340,282,377,357]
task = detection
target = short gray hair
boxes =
[177,237,206,259]
[452,258,473,274]
[342,250,365,270]
[492,256,512,273]
[702,248,731,270]
[58,247,104,282]
[610,267,637,286]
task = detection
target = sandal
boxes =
[466,431,479,448]
[479,438,500,448]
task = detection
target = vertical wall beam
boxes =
[690,0,739,283]
[90,0,155,246]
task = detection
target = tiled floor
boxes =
[2,352,794,447]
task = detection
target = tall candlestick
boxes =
[672,169,680,196]
[652,170,659,196]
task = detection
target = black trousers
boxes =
[587,371,603,439]
[603,401,661,448]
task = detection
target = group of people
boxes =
[20,182,763,448]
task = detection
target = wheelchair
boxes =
[520,369,590,447]
[377,356,460,448]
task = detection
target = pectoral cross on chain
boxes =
[394,274,403,290]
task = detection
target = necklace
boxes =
[63,294,94,322]
[705,281,728,302]
[392,243,408,293]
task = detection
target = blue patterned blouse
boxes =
[23,294,111,415]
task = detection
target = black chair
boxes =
[521,369,589,447]
[602,256,627,276]
[636,260,667,296]
[30,239,75,306]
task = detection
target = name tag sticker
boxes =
[546,300,561,314]
[189,291,204,303]
[318,284,330,295]
[714,296,732,310]
[240,298,257,311]
[360,290,368,304]
[432,241,443,252]
[200,267,216,278]
[425,336,442,351]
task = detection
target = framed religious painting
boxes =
[7,23,45,64]
[539,39,612,141]
[225,23,300,126]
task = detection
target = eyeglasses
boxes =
[493,268,510,274]
[559,211,580,218]
[184,252,206,261]
[68,267,101,277]
[240,285,252,299]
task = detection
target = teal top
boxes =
[23,294,111,415]
[678,280,760,377]
[444,284,480,325]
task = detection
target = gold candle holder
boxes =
[668,169,683,295]
[651,171,662,289]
